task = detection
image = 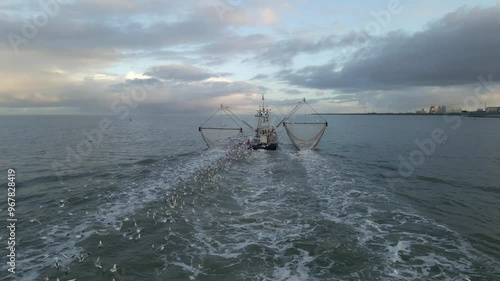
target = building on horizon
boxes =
[429,105,440,113]
[446,104,462,113]
[428,105,461,113]
[486,106,500,113]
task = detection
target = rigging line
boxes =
[269,101,290,129]
[304,102,306,123]
[198,127,242,130]
[224,107,254,131]
[276,103,299,128]
[286,122,327,124]
[199,105,224,128]
[304,99,328,124]
[221,106,244,130]
[276,100,304,128]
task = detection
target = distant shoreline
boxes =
[316,112,500,118]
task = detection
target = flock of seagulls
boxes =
[34,149,247,280]
[40,238,119,280]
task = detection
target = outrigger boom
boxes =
[198,95,328,150]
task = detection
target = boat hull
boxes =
[252,142,278,150]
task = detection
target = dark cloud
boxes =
[170,80,259,99]
[2,1,500,115]
[145,65,214,82]
[328,94,359,103]
[0,1,231,57]
[280,88,303,95]
[109,78,162,92]
[0,59,259,114]
[215,72,233,77]
[1,17,227,52]
[201,34,273,55]
[278,6,500,91]
[253,35,336,66]
[251,74,268,80]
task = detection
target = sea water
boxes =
[0,115,499,280]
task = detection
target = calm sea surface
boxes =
[0,114,499,281]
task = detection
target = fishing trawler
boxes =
[198,94,328,151]
[251,95,278,150]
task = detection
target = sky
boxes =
[1,0,500,115]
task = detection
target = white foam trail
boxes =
[295,149,497,279]
[3,148,235,280]
[185,151,318,281]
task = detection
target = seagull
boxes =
[135,233,141,241]
[66,231,85,239]
[110,264,117,273]
[59,200,68,207]
[154,244,165,251]
[98,240,103,248]
[115,221,123,231]
[94,257,102,269]
[30,218,42,225]
[155,217,167,226]
[73,252,90,263]
[53,257,61,268]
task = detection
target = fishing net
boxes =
[199,105,250,148]
[281,99,328,150]
[283,122,327,150]
[199,127,243,148]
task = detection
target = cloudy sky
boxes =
[1,0,500,115]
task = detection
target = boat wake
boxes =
[3,147,249,281]
[295,150,500,280]
[6,145,499,280]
